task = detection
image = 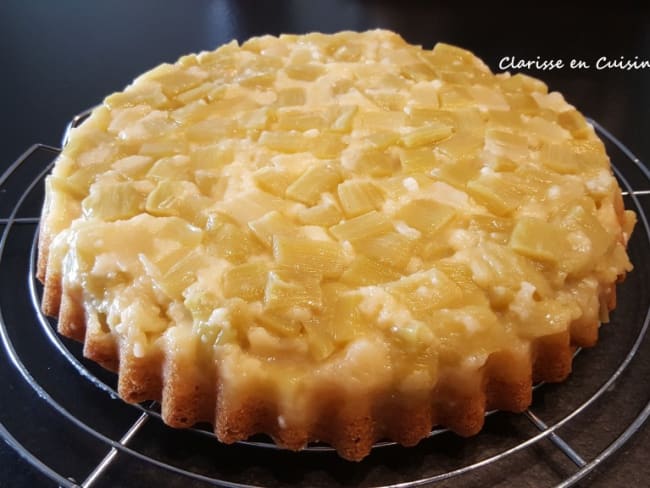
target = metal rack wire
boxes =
[0,110,649,487]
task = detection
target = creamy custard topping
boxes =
[44,30,634,394]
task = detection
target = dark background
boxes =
[1,1,649,486]
[2,1,650,166]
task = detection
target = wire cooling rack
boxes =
[0,110,649,487]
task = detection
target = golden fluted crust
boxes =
[39,244,619,460]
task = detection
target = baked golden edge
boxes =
[36,192,631,462]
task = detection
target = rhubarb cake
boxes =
[37,30,635,461]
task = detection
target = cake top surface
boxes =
[46,30,633,389]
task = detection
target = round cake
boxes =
[38,30,635,461]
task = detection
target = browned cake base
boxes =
[38,241,618,460]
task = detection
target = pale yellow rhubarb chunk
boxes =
[429,42,479,67]
[310,132,347,159]
[239,107,271,130]
[354,231,413,270]
[467,174,523,216]
[260,131,310,153]
[48,175,86,201]
[146,63,207,97]
[559,200,615,262]
[410,82,440,108]
[145,180,211,226]
[401,123,453,148]
[499,73,548,94]
[434,158,482,189]
[190,145,234,170]
[205,215,264,264]
[509,217,566,262]
[218,190,287,228]
[66,163,111,195]
[435,132,483,160]
[395,199,456,236]
[257,312,302,337]
[104,84,168,110]
[363,131,399,151]
[341,255,401,286]
[171,100,212,124]
[273,236,346,278]
[175,81,213,104]
[252,167,294,197]
[276,109,328,131]
[185,290,220,325]
[503,93,538,114]
[285,164,341,205]
[388,268,463,312]
[139,138,188,158]
[239,71,276,89]
[248,210,296,247]
[82,182,146,221]
[330,210,392,241]
[209,95,259,117]
[400,62,437,82]
[157,249,207,298]
[337,180,384,217]
[147,155,192,181]
[365,92,406,111]
[320,284,364,343]
[526,116,570,143]
[540,143,579,174]
[223,262,268,301]
[351,149,400,177]
[438,86,473,108]
[303,321,336,360]
[186,118,239,143]
[407,108,454,127]
[275,87,306,106]
[355,111,407,131]
[111,155,154,180]
[194,170,225,197]
[285,63,326,81]
[434,260,484,300]
[461,242,553,299]
[297,200,343,226]
[484,129,529,162]
[329,105,358,132]
[264,270,322,310]
[400,148,439,173]
[558,109,591,138]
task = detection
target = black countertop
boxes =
[1,2,649,486]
